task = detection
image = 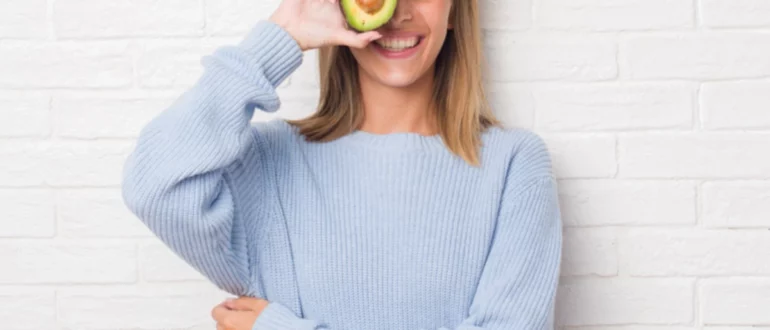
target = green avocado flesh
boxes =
[341,0,398,32]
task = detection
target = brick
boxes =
[57,283,229,329]
[561,228,617,276]
[205,0,282,36]
[0,140,133,187]
[0,240,136,283]
[542,134,617,178]
[619,229,770,276]
[703,182,770,228]
[536,83,693,131]
[623,34,770,80]
[57,189,153,238]
[485,33,617,82]
[0,40,132,89]
[53,0,203,38]
[53,96,171,138]
[480,0,532,31]
[0,189,54,237]
[701,81,770,129]
[701,0,770,28]
[558,180,696,227]
[136,39,224,89]
[702,278,770,325]
[0,0,47,38]
[140,241,206,282]
[0,287,56,330]
[537,0,693,31]
[556,278,693,325]
[0,94,49,138]
[618,133,770,178]
[485,83,536,129]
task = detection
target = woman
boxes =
[121,0,563,329]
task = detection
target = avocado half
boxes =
[341,0,398,32]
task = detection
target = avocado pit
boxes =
[357,0,385,14]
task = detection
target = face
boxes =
[350,0,453,89]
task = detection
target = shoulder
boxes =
[482,125,555,184]
[249,117,303,158]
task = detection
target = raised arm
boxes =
[121,20,302,296]
[122,0,385,297]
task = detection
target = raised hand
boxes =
[269,0,383,51]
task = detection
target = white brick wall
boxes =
[0,0,768,328]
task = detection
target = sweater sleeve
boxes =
[121,20,302,296]
[248,139,564,330]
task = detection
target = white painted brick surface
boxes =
[556,278,694,325]
[702,182,770,228]
[136,39,225,89]
[543,134,617,178]
[58,283,227,329]
[0,240,136,284]
[619,229,770,276]
[561,228,617,276]
[537,0,694,31]
[701,278,770,325]
[0,189,55,237]
[0,41,133,89]
[536,83,694,131]
[0,287,57,330]
[0,140,134,187]
[0,94,50,137]
[1,0,769,328]
[701,81,770,129]
[701,0,770,28]
[618,133,770,179]
[623,34,770,80]
[558,180,696,226]
[0,0,48,39]
[56,189,153,238]
[485,33,617,82]
[53,0,204,38]
[53,95,173,138]
[480,0,532,31]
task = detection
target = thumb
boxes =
[333,30,382,49]
[224,297,267,311]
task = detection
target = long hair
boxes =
[286,1,500,166]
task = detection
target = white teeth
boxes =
[375,37,420,51]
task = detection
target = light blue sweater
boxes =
[121,20,563,330]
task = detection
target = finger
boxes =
[216,324,226,330]
[225,296,267,311]
[334,30,382,49]
[211,304,231,323]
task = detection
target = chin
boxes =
[371,70,424,88]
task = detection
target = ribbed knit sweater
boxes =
[121,20,563,330]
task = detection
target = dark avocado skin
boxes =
[341,0,398,32]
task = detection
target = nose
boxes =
[386,0,413,27]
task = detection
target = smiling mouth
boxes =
[373,36,424,51]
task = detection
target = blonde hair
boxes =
[286,1,500,166]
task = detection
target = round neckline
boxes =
[336,129,447,152]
